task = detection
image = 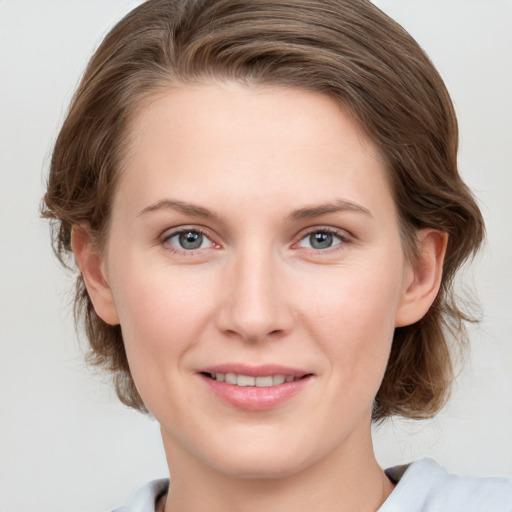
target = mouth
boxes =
[198,366,313,411]
[201,372,308,387]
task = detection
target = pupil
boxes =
[179,231,203,249]
[310,232,332,249]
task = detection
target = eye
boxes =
[164,229,215,252]
[297,229,346,250]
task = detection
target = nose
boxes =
[216,248,295,343]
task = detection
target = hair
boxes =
[42,0,484,420]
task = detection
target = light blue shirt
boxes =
[113,458,512,511]
[381,458,512,511]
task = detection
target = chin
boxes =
[199,434,322,481]
[212,454,311,480]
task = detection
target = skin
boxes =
[73,82,447,512]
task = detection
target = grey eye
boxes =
[166,230,213,251]
[309,232,334,249]
[178,231,204,250]
[297,230,344,250]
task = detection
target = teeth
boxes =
[256,376,273,387]
[237,375,255,387]
[273,375,286,385]
[210,373,297,387]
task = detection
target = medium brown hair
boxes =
[42,0,484,420]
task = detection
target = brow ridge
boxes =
[138,198,371,222]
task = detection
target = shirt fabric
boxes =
[112,458,512,512]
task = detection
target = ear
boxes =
[71,225,120,325]
[395,229,448,327]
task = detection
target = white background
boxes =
[0,1,511,511]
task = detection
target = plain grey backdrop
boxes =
[1,1,511,511]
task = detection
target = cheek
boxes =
[297,261,403,385]
[300,260,402,333]
[114,255,208,327]
[109,259,215,380]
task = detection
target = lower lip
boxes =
[200,374,312,411]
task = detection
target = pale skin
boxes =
[72,82,447,512]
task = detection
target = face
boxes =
[92,82,420,478]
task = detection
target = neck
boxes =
[161,426,394,512]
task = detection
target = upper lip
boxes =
[199,364,311,378]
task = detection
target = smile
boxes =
[199,366,313,411]
[204,373,298,387]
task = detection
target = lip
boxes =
[198,364,313,411]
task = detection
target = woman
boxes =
[42,0,511,510]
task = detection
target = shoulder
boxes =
[380,458,512,512]
[111,478,169,512]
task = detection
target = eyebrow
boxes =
[288,199,372,221]
[137,199,218,219]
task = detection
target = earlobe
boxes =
[395,229,448,327]
[71,225,120,325]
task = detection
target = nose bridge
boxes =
[218,242,293,341]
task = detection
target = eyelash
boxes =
[160,226,351,255]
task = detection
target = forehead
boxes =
[115,81,395,223]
